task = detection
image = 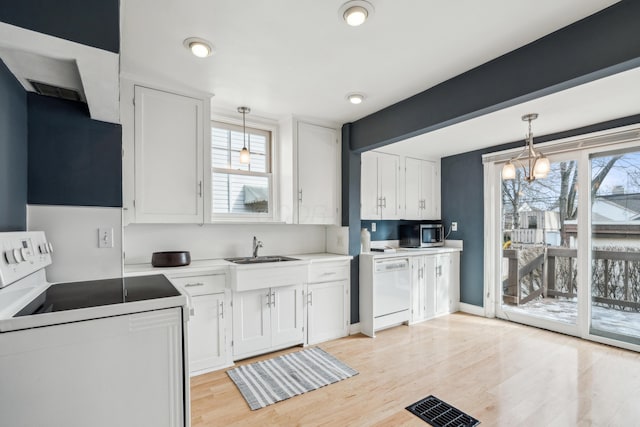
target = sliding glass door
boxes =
[490,133,640,351]
[589,149,640,345]
[499,153,580,333]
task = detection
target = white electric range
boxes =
[0,231,189,427]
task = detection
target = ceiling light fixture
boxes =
[502,113,550,182]
[339,1,374,27]
[347,93,365,104]
[183,37,214,58]
[238,106,251,164]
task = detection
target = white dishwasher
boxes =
[373,258,410,331]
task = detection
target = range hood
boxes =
[0,47,87,103]
[0,22,119,124]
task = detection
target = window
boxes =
[211,121,272,218]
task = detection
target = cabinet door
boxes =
[271,284,305,347]
[424,255,437,319]
[378,152,401,219]
[134,86,204,223]
[435,254,451,316]
[307,280,349,345]
[405,157,422,220]
[421,160,438,220]
[297,122,339,225]
[410,257,426,323]
[448,252,460,312]
[189,293,225,373]
[361,151,380,220]
[232,289,271,358]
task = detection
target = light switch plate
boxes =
[371,222,377,232]
[451,222,458,232]
[98,227,114,248]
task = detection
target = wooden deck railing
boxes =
[503,247,640,311]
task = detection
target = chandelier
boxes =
[502,113,550,182]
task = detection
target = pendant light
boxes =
[238,106,250,164]
[502,113,550,182]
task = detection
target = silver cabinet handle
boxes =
[271,291,276,308]
[198,180,203,197]
[184,282,205,287]
[321,271,336,276]
[219,300,224,319]
[266,291,271,307]
[298,189,303,203]
[308,290,313,306]
[382,197,387,208]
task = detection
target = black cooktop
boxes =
[15,275,181,317]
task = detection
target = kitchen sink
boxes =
[225,255,299,264]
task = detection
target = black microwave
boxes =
[399,223,445,248]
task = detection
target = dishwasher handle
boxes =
[374,258,409,272]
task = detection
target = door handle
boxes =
[271,290,276,308]
[298,189,303,203]
[219,300,224,319]
[198,180,203,197]
[266,291,271,307]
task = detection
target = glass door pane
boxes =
[590,150,640,344]
[501,158,579,325]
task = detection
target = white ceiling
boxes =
[120,0,637,157]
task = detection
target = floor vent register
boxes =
[406,395,480,427]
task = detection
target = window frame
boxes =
[209,115,278,222]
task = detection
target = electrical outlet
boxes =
[371,222,377,232]
[451,222,458,232]
[98,227,114,248]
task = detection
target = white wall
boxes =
[27,205,123,282]
[123,223,327,265]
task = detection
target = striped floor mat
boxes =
[227,347,358,410]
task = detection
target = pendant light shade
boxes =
[502,161,516,180]
[238,106,250,164]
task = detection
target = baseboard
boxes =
[459,302,485,317]
[349,322,361,335]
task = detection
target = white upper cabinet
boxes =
[297,122,339,225]
[278,118,340,225]
[132,85,205,223]
[404,157,439,220]
[361,151,401,220]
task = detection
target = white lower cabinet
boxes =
[409,252,460,324]
[306,261,350,345]
[188,293,226,372]
[170,273,230,375]
[232,284,304,360]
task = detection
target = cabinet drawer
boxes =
[309,263,349,283]
[171,274,226,296]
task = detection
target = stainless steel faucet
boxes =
[252,236,263,258]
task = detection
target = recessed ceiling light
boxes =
[347,93,365,104]
[183,37,214,58]
[339,1,375,27]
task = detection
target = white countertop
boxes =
[360,246,462,259]
[124,252,352,276]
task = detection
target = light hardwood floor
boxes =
[190,313,640,426]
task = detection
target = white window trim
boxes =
[482,123,640,352]
[209,112,280,223]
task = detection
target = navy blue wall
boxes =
[0,0,120,53]
[361,220,432,241]
[442,114,640,307]
[0,59,27,231]
[27,94,122,207]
